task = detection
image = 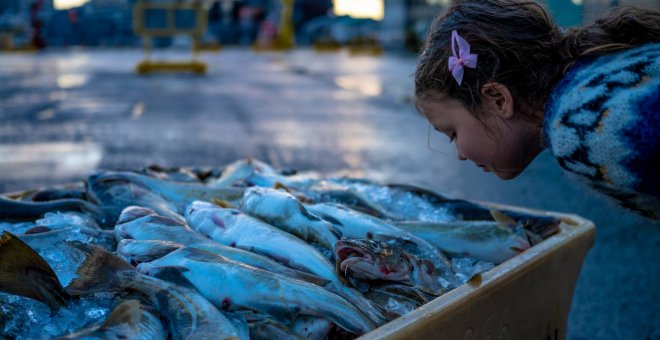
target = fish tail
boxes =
[65,241,134,296]
[0,231,69,311]
[101,300,142,330]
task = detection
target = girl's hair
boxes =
[415,0,660,122]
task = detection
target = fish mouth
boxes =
[509,234,532,253]
[336,244,376,279]
[337,245,373,269]
[336,242,410,282]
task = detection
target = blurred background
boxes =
[1,0,658,339]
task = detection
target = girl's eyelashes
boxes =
[431,126,455,143]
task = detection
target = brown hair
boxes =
[415,0,660,122]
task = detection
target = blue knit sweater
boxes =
[543,43,660,219]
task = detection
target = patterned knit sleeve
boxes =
[543,43,660,219]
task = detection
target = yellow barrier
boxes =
[133,1,210,74]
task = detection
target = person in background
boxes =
[414,0,659,219]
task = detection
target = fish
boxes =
[241,311,303,340]
[185,201,339,284]
[363,283,436,318]
[137,247,376,335]
[207,158,279,188]
[335,239,443,292]
[143,165,203,183]
[393,219,532,264]
[239,186,341,250]
[302,179,399,220]
[86,172,184,226]
[55,299,166,340]
[0,196,102,222]
[23,186,87,202]
[88,171,244,213]
[237,190,390,325]
[0,231,70,311]
[116,207,327,285]
[117,239,183,264]
[65,243,241,340]
[387,183,562,236]
[307,202,452,272]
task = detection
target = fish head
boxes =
[184,200,216,220]
[117,206,158,224]
[498,211,561,240]
[335,239,412,282]
[186,202,242,235]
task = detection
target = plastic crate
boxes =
[3,187,594,339]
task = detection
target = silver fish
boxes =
[56,300,166,340]
[393,220,531,264]
[241,311,303,340]
[185,201,338,282]
[86,172,184,226]
[307,202,451,272]
[301,179,399,220]
[137,248,376,335]
[117,239,183,264]
[208,158,278,188]
[231,193,389,325]
[363,283,435,318]
[116,207,327,284]
[89,171,244,213]
[66,243,241,340]
[240,187,341,250]
[0,196,102,223]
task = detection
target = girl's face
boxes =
[416,93,543,180]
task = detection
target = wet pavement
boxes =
[0,48,658,339]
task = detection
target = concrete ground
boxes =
[0,48,658,339]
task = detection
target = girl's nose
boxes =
[456,146,468,161]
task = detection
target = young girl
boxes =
[414,0,659,219]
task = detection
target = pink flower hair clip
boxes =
[448,30,478,86]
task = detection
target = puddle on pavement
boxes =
[334,74,382,97]
[0,142,103,181]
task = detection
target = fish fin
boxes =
[284,269,330,286]
[273,182,291,193]
[524,229,545,246]
[150,266,195,290]
[100,300,142,330]
[489,209,517,226]
[177,247,225,263]
[65,242,133,296]
[211,197,234,209]
[244,248,330,286]
[0,231,69,311]
[314,211,344,227]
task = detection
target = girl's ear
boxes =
[480,82,514,119]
